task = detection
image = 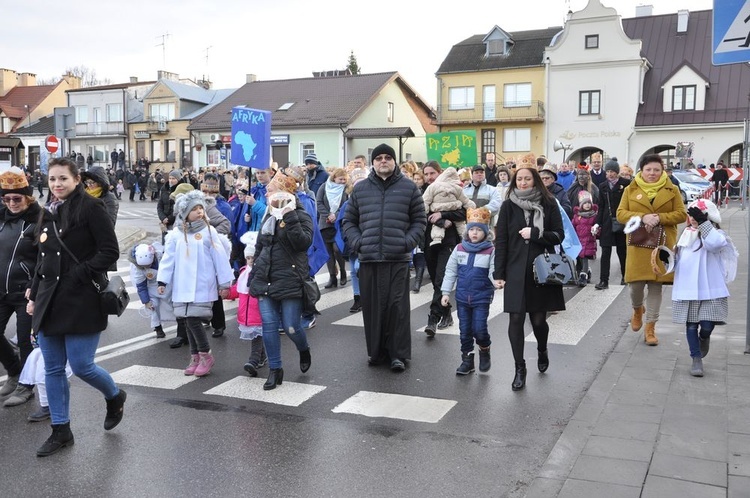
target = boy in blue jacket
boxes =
[440,207,500,375]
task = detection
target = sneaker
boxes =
[3,384,34,407]
[578,272,588,287]
[301,316,316,330]
[28,405,51,423]
[211,327,225,338]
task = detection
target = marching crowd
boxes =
[0,145,736,457]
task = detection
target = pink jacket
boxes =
[573,205,599,258]
[226,266,261,327]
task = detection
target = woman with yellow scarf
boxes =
[81,166,119,227]
[617,154,686,345]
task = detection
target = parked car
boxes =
[671,170,712,203]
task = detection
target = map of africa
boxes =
[234,131,257,161]
[441,148,461,166]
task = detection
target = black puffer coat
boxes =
[0,202,42,304]
[342,169,426,263]
[249,203,313,300]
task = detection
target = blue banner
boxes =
[230,107,271,169]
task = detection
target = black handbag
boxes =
[533,250,578,286]
[53,222,130,316]
[280,242,321,315]
[607,193,624,233]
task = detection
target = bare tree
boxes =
[64,65,112,87]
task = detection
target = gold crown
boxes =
[466,207,491,225]
[270,172,298,194]
[0,168,29,191]
[517,153,536,168]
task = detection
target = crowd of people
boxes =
[0,145,736,457]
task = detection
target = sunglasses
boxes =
[2,196,25,204]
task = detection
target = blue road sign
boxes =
[230,107,271,169]
[713,0,750,65]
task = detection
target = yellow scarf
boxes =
[85,185,103,198]
[634,171,668,200]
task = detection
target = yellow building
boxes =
[436,26,561,164]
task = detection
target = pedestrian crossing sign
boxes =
[713,0,750,65]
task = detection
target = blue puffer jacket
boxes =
[441,242,496,305]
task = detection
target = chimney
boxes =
[130,76,138,83]
[0,68,18,97]
[157,70,179,81]
[635,5,653,17]
[246,74,257,83]
[677,9,689,33]
[61,73,81,89]
[17,72,37,87]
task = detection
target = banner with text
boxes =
[426,130,478,169]
[230,107,271,169]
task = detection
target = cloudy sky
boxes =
[5,0,713,106]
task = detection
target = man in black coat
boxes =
[594,160,630,289]
[342,144,426,372]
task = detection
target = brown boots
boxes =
[631,306,645,331]
[644,322,659,346]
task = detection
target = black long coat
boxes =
[596,178,630,247]
[494,197,565,313]
[29,190,120,336]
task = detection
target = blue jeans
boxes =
[38,332,120,425]
[457,302,491,353]
[258,296,309,370]
[350,255,360,296]
[686,321,715,358]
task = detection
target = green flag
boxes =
[425,130,478,168]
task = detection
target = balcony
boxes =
[146,115,169,134]
[436,100,545,125]
[74,121,125,136]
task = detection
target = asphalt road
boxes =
[0,203,632,498]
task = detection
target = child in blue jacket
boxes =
[440,207,500,375]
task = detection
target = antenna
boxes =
[155,32,171,68]
[205,46,212,67]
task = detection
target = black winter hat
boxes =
[370,143,396,164]
[604,157,620,174]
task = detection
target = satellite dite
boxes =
[713,0,750,64]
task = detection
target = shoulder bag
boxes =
[280,241,321,315]
[533,250,578,286]
[608,194,624,233]
[53,222,130,316]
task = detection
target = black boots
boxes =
[411,267,425,293]
[244,337,267,377]
[456,353,475,375]
[263,368,284,390]
[538,350,549,373]
[478,346,491,372]
[595,281,608,290]
[424,314,439,337]
[37,422,74,457]
[154,325,166,338]
[512,362,527,391]
[349,295,362,313]
[437,309,453,329]
[104,389,127,431]
[299,348,311,373]
[324,276,338,289]
[339,272,347,286]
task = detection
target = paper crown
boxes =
[349,167,368,184]
[517,153,536,169]
[200,173,220,193]
[269,172,298,194]
[286,166,306,184]
[0,167,31,195]
[466,207,491,225]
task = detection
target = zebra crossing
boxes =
[102,254,628,424]
[117,203,160,220]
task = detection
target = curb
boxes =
[117,229,147,253]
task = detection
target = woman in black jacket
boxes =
[249,172,313,391]
[27,158,125,457]
[494,166,565,391]
[0,168,43,408]
[82,166,119,226]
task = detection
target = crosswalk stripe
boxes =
[332,391,457,423]
[204,376,326,407]
[111,365,199,390]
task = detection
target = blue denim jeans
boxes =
[457,302,491,353]
[38,332,120,425]
[686,321,715,358]
[258,296,309,370]
[350,255,360,296]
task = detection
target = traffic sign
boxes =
[45,135,60,153]
[713,0,750,65]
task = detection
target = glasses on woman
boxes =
[2,195,25,204]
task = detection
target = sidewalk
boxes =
[526,205,750,498]
[115,225,147,253]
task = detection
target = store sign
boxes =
[134,131,151,139]
[270,134,289,145]
[0,147,11,153]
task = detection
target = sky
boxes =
[4,0,714,107]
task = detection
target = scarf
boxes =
[461,239,493,253]
[677,226,699,248]
[325,181,345,215]
[578,206,597,218]
[46,200,64,214]
[634,171,668,200]
[85,185,103,199]
[509,188,544,231]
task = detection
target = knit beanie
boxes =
[370,143,396,164]
[174,189,206,222]
[0,167,32,196]
[169,169,182,181]
[605,157,620,174]
[303,153,320,165]
[578,191,593,206]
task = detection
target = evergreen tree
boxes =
[347,51,361,75]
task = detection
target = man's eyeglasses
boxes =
[3,196,25,204]
[374,154,393,162]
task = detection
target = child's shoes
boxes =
[194,352,215,377]
[184,354,200,375]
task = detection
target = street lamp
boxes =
[24,104,31,128]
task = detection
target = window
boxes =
[278,102,294,111]
[301,143,315,161]
[579,90,601,115]
[672,85,696,111]
[181,139,191,167]
[448,87,475,110]
[481,129,496,156]
[207,149,220,166]
[151,140,162,161]
[585,35,599,49]
[0,117,10,133]
[504,83,532,108]
[149,103,175,121]
[387,102,394,123]
[488,39,505,56]
[503,128,531,152]
[106,103,123,122]
[165,139,176,162]
[75,106,88,123]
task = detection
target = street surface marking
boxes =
[204,376,326,407]
[332,391,457,423]
[111,365,199,389]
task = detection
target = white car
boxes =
[671,170,712,203]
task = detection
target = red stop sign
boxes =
[45,136,60,153]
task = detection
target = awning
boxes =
[0,138,21,147]
[343,127,415,139]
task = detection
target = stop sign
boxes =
[45,135,60,153]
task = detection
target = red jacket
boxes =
[573,205,599,258]
[226,266,261,327]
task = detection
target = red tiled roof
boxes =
[0,83,60,128]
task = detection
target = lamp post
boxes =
[24,104,31,128]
